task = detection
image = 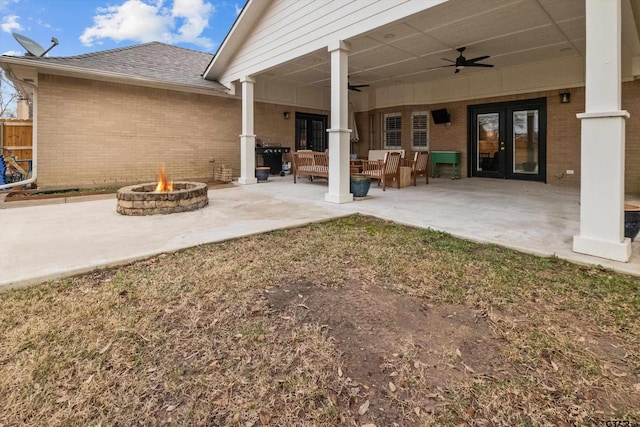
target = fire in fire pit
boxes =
[155,165,173,192]
[116,166,208,216]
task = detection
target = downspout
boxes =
[0,69,37,190]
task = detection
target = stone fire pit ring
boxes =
[117,182,208,216]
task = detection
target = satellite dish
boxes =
[12,33,59,57]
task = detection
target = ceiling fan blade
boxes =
[466,63,494,68]
[466,55,490,63]
[348,74,369,91]
[441,57,456,63]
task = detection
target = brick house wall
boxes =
[354,81,640,195]
[35,74,639,195]
[38,74,242,188]
[36,74,330,188]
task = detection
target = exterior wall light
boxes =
[283,112,290,119]
[560,91,571,103]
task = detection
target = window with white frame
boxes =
[382,113,401,148]
[411,111,429,150]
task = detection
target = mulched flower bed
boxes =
[3,181,233,202]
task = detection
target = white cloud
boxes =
[80,0,215,49]
[171,0,214,48]
[1,14,22,33]
[1,49,22,55]
[80,1,172,46]
[0,0,20,12]
[234,3,242,15]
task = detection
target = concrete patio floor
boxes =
[1,175,639,290]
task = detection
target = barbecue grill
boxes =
[255,144,291,174]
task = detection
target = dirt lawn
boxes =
[266,282,508,424]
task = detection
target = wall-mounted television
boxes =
[431,108,450,124]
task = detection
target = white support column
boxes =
[238,76,257,185]
[573,0,631,262]
[325,40,353,204]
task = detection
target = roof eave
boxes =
[1,56,231,96]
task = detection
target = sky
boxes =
[0,0,247,57]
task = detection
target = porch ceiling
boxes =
[260,0,640,91]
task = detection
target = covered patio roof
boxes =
[205,0,640,95]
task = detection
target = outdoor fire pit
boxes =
[117,182,208,215]
[117,166,208,215]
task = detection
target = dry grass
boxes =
[1,214,639,426]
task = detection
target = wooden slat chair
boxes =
[291,150,314,183]
[291,151,329,183]
[360,151,402,191]
[412,151,430,185]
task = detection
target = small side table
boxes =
[398,166,412,188]
[430,150,461,179]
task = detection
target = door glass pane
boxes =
[477,113,499,172]
[512,110,538,174]
[311,119,325,152]
[296,118,308,150]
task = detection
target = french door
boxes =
[468,98,546,182]
[295,113,327,152]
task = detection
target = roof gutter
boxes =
[0,68,37,190]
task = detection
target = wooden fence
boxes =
[1,119,33,175]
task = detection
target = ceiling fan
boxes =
[440,47,494,73]
[348,76,369,92]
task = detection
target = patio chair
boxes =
[412,151,430,185]
[360,151,402,191]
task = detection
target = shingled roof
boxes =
[6,42,227,92]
